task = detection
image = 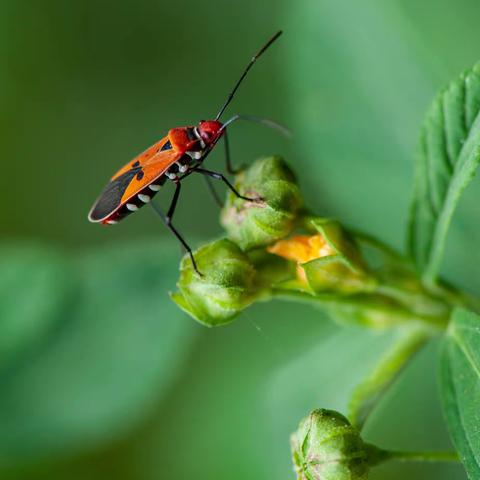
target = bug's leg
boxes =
[165,180,182,221]
[203,176,223,208]
[150,182,202,276]
[224,130,245,175]
[194,167,262,202]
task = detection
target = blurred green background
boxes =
[1,0,479,478]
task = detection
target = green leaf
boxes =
[440,308,480,479]
[0,245,72,373]
[0,240,193,468]
[409,62,480,283]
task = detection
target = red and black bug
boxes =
[88,31,286,274]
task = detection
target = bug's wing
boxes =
[88,138,181,223]
[118,150,182,204]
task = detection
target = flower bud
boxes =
[268,218,376,294]
[171,239,259,326]
[221,156,303,250]
[267,233,334,284]
[291,409,378,480]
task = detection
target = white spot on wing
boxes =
[126,203,138,211]
[149,184,161,191]
[107,220,118,224]
[138,194,151,203]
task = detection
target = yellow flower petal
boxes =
[267,234,334,264]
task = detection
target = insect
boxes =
[88,31,286,274]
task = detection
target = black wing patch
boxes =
[160,140,172,151]
[88,168,140,221]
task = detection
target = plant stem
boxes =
[348,326,430,430]
[271,288,448,330]
[382,449,460,463]
[374,283,450,326]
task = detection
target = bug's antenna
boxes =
[215,30,282,121]
[220,114,291,137]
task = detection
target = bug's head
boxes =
[197,120,223,146]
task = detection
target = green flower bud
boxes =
[248,247,296,288]
[302,218,375,294]
[171,239,259,327]
[291,409,379,480]
[221,156,303,250]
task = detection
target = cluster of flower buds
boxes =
[169,157,457,478]
[290,409,385,480]
[171,156,450,328]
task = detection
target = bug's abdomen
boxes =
[101,175,167,225]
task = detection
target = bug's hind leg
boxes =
[150,181,202,276]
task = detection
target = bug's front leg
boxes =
[193,167,262,202]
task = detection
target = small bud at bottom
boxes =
[291,409,376,480]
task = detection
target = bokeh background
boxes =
[2,0,480,478]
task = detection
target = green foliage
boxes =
[440,308,480,480]
[0,246,72,373]
[409,63,480,283]
[0,241,193,469]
